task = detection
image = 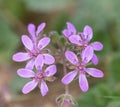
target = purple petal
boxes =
[35,54,44,71]
[91,54,99,65]
[38,37,50,50]
[62,29,71,38]
[61,70,78,85]
[28,23,36,38]
[83,25,93,41]
[25,59,35,69]
[42,54,55,65]
[22,80,38,94]
[82,46,94,64]
[12,52,30,62]
[22,35,33,50]
[79,74,89,92]
[69,35,82,45]
[36,23,46,36]
[91,42,103,51]
[44,65,57,76]
[40,80,48,96]
[78,32,84,39]
[86,68,104,78]
[17,68,35,78]
[65,51,79,65]
[66,22,76,34]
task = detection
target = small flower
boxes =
[17,58,57,96]
[61,50,104,92]
[12,23,55,69]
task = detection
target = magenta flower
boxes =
[12,23,55,69]
[61,49,104,92]
[17,57,57,96]
[69,25,103,65]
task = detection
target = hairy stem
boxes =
[63,44,69,94]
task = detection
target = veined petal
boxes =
[66,22,76,34]
[91,54,98,65]
[61,70,78,85]
[42,54,55,65]
[22,80,38,94]
[22,35,33,50]
[35,54,44,71]
[62,29,71,38]
[86,68,104,78]
[25,59,35,69]
[79,74,89,92]
[65,51,79,65]
[91,42,103,51]
[36,23,46,36]
[44,65,57,76]
[12,52,30,62]
[83,25,93,41]
[69,35,82,45]
[28,23,36,38]
[17,68,35,78]
[38,37,50,50]
[82,46,94,64]
[40,80,48,96]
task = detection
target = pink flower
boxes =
[12,23,55,69]
[61,49,104,92]
[69,25,103,65]
[17,58,57,96]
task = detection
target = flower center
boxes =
[34,72,44,82]
[77,63,85,74]
[29,48,40,57]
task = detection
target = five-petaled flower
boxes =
[62,49,104,92]
[17,56,57,96]
[62,22,103,65]
[12,23,55,69]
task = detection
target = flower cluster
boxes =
[62,22,104,92]
[12,23,56,96]
[12,21,104,98]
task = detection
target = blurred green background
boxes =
[0,0,120,107]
